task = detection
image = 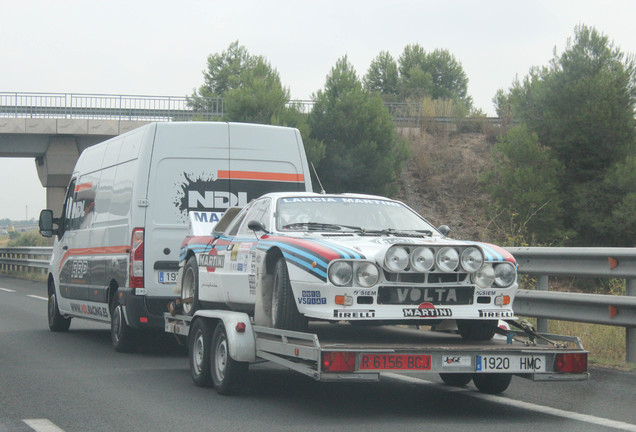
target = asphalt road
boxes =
[1,274,635,432]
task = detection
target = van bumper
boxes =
[118,288,176,330]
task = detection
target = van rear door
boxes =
[226,123,312,199]
[144,122,230,305]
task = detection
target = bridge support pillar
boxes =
[35,137,80,216]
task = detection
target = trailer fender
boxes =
[193,310,256,363]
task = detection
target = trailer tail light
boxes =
[322,351,356,373]
[555,353,587,373]
[129,228,144,288]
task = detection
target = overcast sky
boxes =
[1,0,635,221]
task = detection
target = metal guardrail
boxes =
[2,246,634,361]
[0,92,500,127]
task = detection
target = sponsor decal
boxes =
[479,310,515,318]
[333,309,376,318]
[403,303,453,317]
[297,290,327,305]
[70,302,109,318]
[192,211,223,224]
[374,237,420,245]
[378,286,473,305]
[476,290,496,296]
[70,260,89,280]
[353,289,377,296]
[442,356,471,367]
[199,254,225,268]
[397,287,457,303]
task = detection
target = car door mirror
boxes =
[247,220,267,233]
[437,225,450,236]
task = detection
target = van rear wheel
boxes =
[111,302,135,353]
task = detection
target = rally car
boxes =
[177,192,518,340]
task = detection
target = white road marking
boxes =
[0,287,16,292]
[27,295,48,301]
[23,419,66,432]
[385,373,636,431]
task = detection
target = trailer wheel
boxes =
[457,320,497,341]
[440,373,472,387]
[48,281,71,332]
[271,258,307,332]
[111,302,135,353]
[181,256,201,316]
[189,318,213,387]
[472,373,512,394]
[211,323,248,395]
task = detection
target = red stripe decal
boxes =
[218,170,304,182]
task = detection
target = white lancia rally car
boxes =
[176,192,518,341]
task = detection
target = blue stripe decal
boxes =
[466,241,503,262]
[258,240,330,269]
[313,239,363,260]
[281,251,328,279]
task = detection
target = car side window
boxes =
[237,198,271,237]
[225,202,255,237]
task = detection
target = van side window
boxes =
[60,179,77,237]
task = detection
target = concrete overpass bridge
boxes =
[0,92,227,215]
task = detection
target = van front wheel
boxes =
[111,302,135,353]
[48,283,71,332]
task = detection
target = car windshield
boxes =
[276,197,437,233]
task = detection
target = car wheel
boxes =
[472,373,512,394]
[181,256,201,316]
[111,302,135,353]
[271,257,307,332]
[189,318,213,387]
[211,323,248,395]
[48,281,71,332]
[457,320,497,341]
[439,373,472,387]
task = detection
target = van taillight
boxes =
[129,228,144,288]
[555,353,587,373]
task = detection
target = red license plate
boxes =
[359,354,431,370]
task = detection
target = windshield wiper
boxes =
[282,222,361,231]
[363,228,433,236]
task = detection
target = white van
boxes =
[39,122,312,351]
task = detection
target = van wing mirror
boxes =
[39,209,57,237]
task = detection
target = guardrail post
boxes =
[627,278,636,363]
[536,275,549,333]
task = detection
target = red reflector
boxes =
[139,317,148,323]
[322,352,356,372]
[235,322,246,333]
[555,353,587,373]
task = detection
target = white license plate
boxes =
[475,355,546,373]
[158,271,178,284]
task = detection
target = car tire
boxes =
[439,373,472,387]
[472,373,512,394]
[457,320,497,341]
[189,318,213,387]
[271,257,307,332]
[111,302,135,353]
[211,322,248,395]
[181,256,201,316]
[48,281,71,332]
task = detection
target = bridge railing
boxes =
[0,92,501,127]
[2,245,633,361]
[0,92,225,121]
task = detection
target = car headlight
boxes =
[436,247,459,272]
[494,262,517,287]
[329,261,353,286]
[355,262,380,287]
[473,264,495,288]
[460,247,484,272]
[410,247,435,272]
[385,246,409,272]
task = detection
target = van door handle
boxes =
[62,245,68,250]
